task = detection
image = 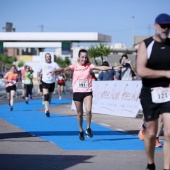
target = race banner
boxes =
[71,80,142,118]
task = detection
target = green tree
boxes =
[96,43,112,64]
[54,55,71,68]
[0,54,16,72]
[88,43,112,65]
[18,61,25,68]
[88,45,100,65]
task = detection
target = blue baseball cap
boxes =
[155,13,170,24]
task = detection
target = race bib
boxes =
[47,74,53,81]
[151,87,170,103]
[58,75,63,80]
[24,80,31,84]
[9,81,16,86]
[76,79,88,88]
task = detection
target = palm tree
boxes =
[88,45,99,65]
[102,45,112,61]
[96,43,112,63]
[88,43,112,65]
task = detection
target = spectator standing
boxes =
[97,61,119,81]
[120,54,136,80]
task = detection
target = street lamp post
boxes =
[132,16,135,48]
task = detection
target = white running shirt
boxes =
[38,62,60,83]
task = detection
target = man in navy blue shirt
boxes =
[97,61,119,80]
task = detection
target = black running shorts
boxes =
[42,81,55,93]
[6,85,16,93]
[73,92,93,102]
[140,86,170,122]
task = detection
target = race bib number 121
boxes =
[151,87,170,103]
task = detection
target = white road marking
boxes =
[99,123,110,127]
[116,128,125,132]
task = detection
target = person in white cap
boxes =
[136,13,170,170]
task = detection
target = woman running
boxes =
[3,65,18,111]
[52,49,121,140]
[57,72,67,100]
[24,65,33,104]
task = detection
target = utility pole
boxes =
[132,16,135,48]
[40,25,44,32]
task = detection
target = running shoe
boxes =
[9,107,13,111]
[45,110,50,117]
[146,163,155,170]
[25,101,29,104]
[59,96,62,100]
[79,131,84,141]
[155,139,163,147]
[86,128,93,138]
[138,127,146,141]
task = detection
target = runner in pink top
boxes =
[69,62,95,93]
[62,49,121,141]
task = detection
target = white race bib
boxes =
[9,81,16,86]
[24,80,31,84]
[76,79,88,88]
[47,74,53,81]
[151,87,170,103]
[58,75,63,80]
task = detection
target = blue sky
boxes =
[0,0,170,47]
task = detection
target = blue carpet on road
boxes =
[0,98,162,150]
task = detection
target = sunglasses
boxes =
[159,24,170,29]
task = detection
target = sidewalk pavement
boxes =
[0,93,164,170]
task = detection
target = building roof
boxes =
[0,32,111,42]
